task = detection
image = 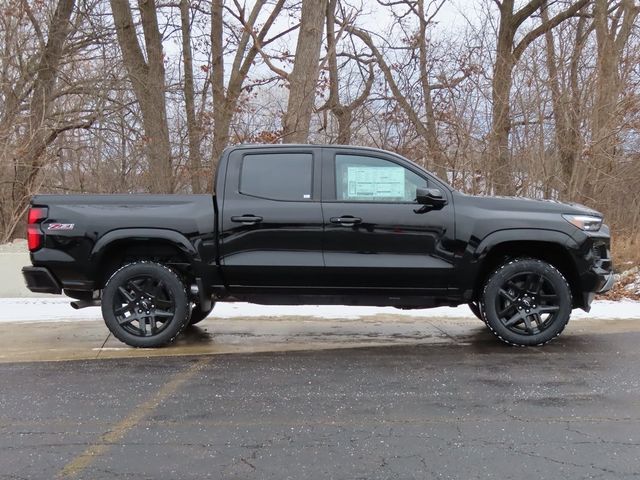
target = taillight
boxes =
[27,207,48,251]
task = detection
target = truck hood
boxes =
[454,193,602,217]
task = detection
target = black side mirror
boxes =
[415,188,447,211]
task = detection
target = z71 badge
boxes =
[47,223,75,231]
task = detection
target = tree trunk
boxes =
[417,0,448,182]
[282,0,328,143]
[210,0,226,179]
[321,0,373,145]
[487,0,589,196]
[488,1,516,195]
[3,0,76,242]
[334,108,352,145]
[180,0,202,193]
[586,0,638,200]
[543,7,584,198]
[111,0,174,193]
[209,0,285,190]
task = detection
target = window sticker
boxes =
[346,166,405,199]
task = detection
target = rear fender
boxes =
[90,228,200,265]
[90,229,224,302]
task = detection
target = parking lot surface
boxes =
[0,316,639,479]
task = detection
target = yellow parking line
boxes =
[56,357,211,479]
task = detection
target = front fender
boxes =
[474,228,578,260]
[455,228,579,300]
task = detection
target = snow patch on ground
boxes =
[0,239,27,253]
[0,297,638,323]
[600,267,640,301]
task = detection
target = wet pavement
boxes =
[0,315,639,479]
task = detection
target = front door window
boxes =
[335,154,427,203]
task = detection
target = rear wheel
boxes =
[102,261,190,347]
[481,258,572,346]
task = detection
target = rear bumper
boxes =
[22,266,62,294]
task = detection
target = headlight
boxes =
[562,214,602,231]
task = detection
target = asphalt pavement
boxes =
[0,316,639,479]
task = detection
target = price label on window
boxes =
[346,166,405,199]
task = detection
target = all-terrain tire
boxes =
[188,303,215,326]
[102,261,190,348]
[480,258,572,346]
[468,301,486,323]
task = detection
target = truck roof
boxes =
[224,143,394,155]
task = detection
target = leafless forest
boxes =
[1,0,639,264]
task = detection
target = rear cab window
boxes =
[240,153,313,201]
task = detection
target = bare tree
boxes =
[0,0,83,241]
[346,0,471,181]
[282,0,329,143]
[110,0,174,193]
[209,0,287,188]
[180,0,203,193]
[487,0,589,195]
[319,0,374,144]
[586,0,639,198]
[543,7,588,198]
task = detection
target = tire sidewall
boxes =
[102,262,190,347]
[188,303,215,326]
[481,259,572,346]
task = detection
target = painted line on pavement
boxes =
[56,357,211,479]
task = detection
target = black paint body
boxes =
[23,145,613,311]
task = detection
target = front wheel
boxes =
[468,301,485,323]
[481,258,572,346]
[101,261,190,347]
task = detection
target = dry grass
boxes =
[611,231,640,271]
[598,267,640,301]
[594,230,640,301]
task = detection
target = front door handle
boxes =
[330,215,362,226]
[231,215,263,225]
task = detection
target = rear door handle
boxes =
[231,215,263,225]
[330,216,362,226]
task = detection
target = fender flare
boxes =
[457,229,580,300]
[474,228,579,260]
[90,228,200,266]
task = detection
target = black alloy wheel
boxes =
[481,258,572,346]
[102,262,190,347]
[494,272,560,335]
[113,276,175,336]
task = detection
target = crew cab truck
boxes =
[22,144,614,347]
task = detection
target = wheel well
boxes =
[97,240,193,288]
[474,241,581,307]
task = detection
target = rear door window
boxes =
[240,153,313,201]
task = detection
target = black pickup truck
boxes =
[23,144,614,347]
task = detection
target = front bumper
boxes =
[570,226,614,311]
[22,266,62,294]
